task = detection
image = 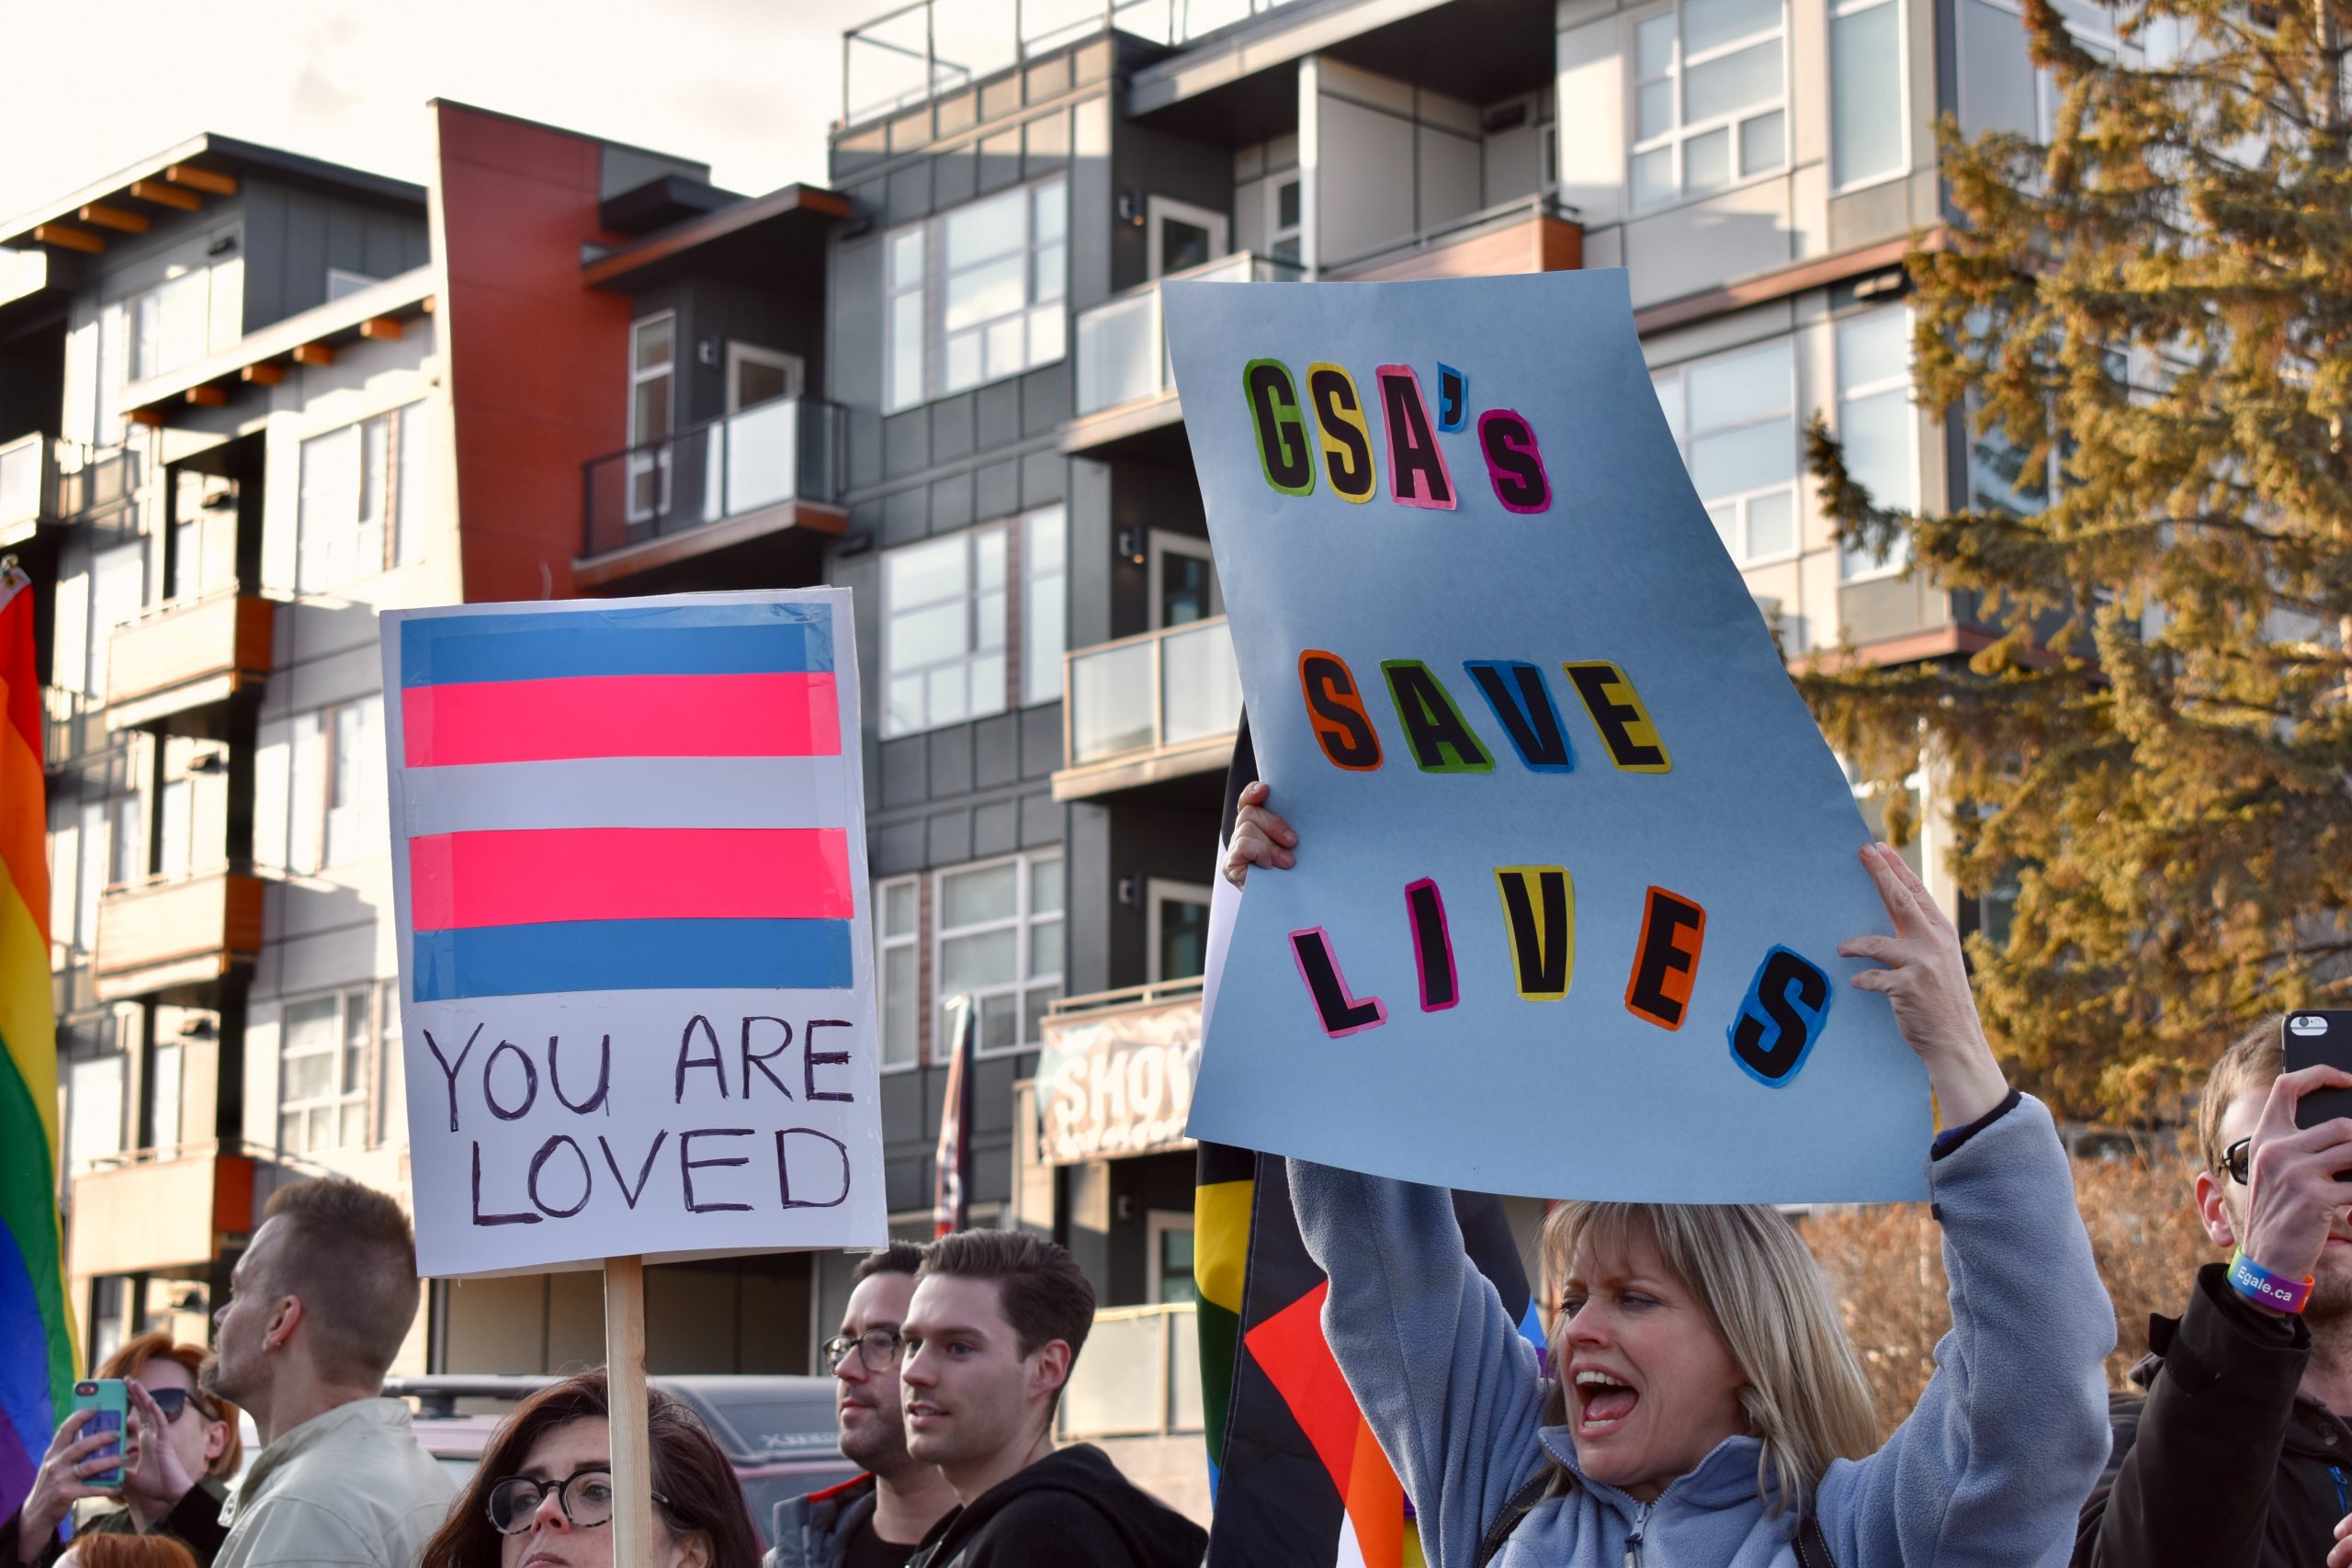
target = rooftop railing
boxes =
[580,396,844,562]
[843,0,1307,124]
[1075,252,1305,418]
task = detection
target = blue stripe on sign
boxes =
[401,603,834,687]
[411,917,855,1000]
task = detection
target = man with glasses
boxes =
[2075,1023,2352,1567]
[766,1245,957,1568]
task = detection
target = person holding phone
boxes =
[2,1334,243,1567]
[1221,784,2115,1567]
[2072,1015,2352,1568]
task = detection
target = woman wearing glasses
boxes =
[5,1333,243,1567]
[418,1371,760,1568]
[1224,785,2116,1566]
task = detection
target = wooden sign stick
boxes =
[605,1255,657,1563]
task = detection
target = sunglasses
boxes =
[2221,1137,2252,1185]
[144,1388,206,1423]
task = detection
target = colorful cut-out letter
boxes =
[1381,660,1492,773]
[1245,358,1316,497]
[1477,409,1552,514]
[1437,363,1468,433]
[1495,866,1574,1000]
[1290,927,1387,1037]
[1625,886,1707,1029]
[1405,878,1458,1011]
[1464,660,1574,773]
[1299,650,1383,771]
[1728,946,1832,1086]
[1307,362,1378,502]
[1564,661,1670,773]
[1374,365,1457,510]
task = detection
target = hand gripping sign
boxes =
[380,590,888,1278]
[1169,270,1932,1203]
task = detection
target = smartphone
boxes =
[70,1378,126,1489]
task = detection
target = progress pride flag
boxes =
[380,592,885,1277]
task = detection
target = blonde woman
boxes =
[1223,784,2114,1566]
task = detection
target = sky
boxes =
[0,0,857,225]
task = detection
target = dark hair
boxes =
[851,1242,928,1285]
[418,1371,760,1568]
[917,1230,1095,1363]
[96,1330,243,1478]
[255,1177,418,1383]
[60,1540,198,1568]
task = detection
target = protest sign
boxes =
[1167,269,1933,1203]
[379,590,888,1277]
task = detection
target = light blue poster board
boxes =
[1166,269,1931,1202]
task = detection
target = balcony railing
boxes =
[0,431,56,545]
[94,869,265,1001]
[1058,1302,1204,1440]
[1074,252,1305,419]
[57,444,138,522]
[842,0,1306,126]
[1054,615,1240,799]
[581,397,844,563]
[41,684,121,772]
[106,587,273,732]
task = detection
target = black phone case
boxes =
[2285,1012,2352,1132]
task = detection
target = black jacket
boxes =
[908,1445,1205,1568]
[765,1472,880,1568]
[0,1478,231,1568]
[2075,1263,2352,1568]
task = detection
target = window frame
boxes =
[1835,305,1919,581]
[627,311,677,523]
[1022,507,1068,708]
[276,985,378,1158]
[882,176,1070,412]
[297,403,425,593]
[1652,336,1801,568]
[1828,0,1911,192]
[932,850,1064,1060]
[1625,0,1792,213]
[875,874,921,1074]
[1145,877,1215,985]
[881,524,1010,739]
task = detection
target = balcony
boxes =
[1059,1302,1204,1440]
[577,397,846,592]
[93,870,265,1001]
[57,445,139,523]
[68,1142,261,1278]
[0,432,57,546]
[1052,616,1241,802]
[1326,191,1583,281]
[41,684,119,773]
[1065,253,1304,457]
[105,588,272,735]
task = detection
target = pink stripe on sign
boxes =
[409,827,854,931]
[401,671,840,767]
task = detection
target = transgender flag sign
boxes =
[380,592,886,1279]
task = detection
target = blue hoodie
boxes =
[1288,1093,2114,1568]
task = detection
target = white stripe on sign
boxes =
[396,755,855,836]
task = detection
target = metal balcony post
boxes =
[1151,632,1165,749]
[924,0,936,97]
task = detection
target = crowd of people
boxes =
[6,784,2349,1568]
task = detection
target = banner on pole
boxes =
[1168,270,1932,1203]
[379,590,888,1276]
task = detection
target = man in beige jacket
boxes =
[196,1178,454,1567]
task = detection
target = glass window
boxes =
[933,852,1063,1056]
[279,988,372,1156]
[887,178,1069,409]
[1628,0,1788,209]
[85,544,144,702]
[1831,0,1905,187]
[129,271,211,382]
[882,527,1006,738]
[322,696,383,868]
[1023,508,1067,706]
[628,314,675,522]
[149,1041,183,1150]
[67,1055,125,1169]
[299,409,414,591]
[1837,308,1917,578]
[876,876,920,1070]
[1149,881,1214,983]
[394,402,430,567]
[1655,338,1798,565]
[156,779,192,880]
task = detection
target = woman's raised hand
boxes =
[1837,841,2009,1126]
[1220,781,1296,888]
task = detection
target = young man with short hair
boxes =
[899,1231,1205,1568]
[202,1178,454,1568]
[767,1243,959,1568]
[2075,1021,2352,1567]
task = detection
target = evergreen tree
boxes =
[1805,0,2352,1118]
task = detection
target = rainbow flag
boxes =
[393,602,854,1000]
[0,561,74,1521]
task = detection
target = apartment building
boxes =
[9,0,2071,1467]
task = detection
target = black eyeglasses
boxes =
[484,1468,672,1535]
[2222,1136,2252,1185]
[822,1328,906,1374]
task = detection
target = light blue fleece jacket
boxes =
[1288,1094,2114,1568]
